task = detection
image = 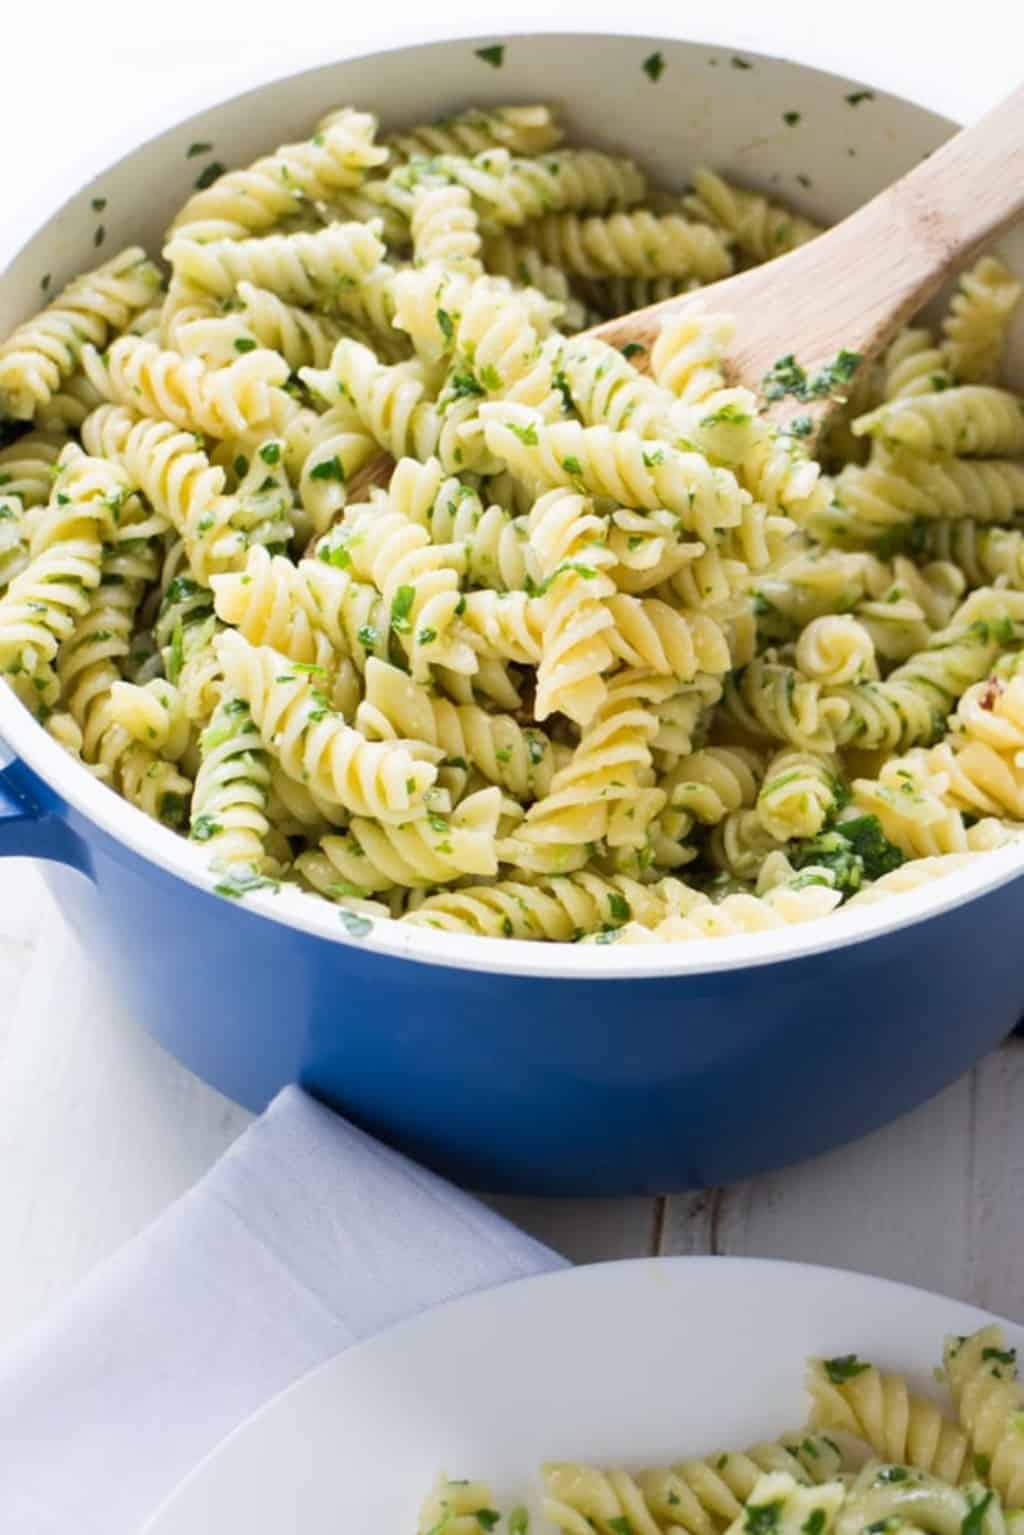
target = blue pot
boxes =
[2,33,1021,1194]
[3,742,1023,1196]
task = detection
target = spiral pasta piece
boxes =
[0,250,161,420]
[941,256,1022,384]
[388,103,562,163]
[636,1441,846,1535]
[499,671,672,871]
[757,749,843,840]
[410,182,483,273]
[481,235,590,329]
[604,879,844,941]
[403,869,677,939]
[807,1356,970,1483]
[0,432,67,507]
[298,783,501,896]
[0,497,28,594]
[853,387,1024,458]
[0,448,124,706]
[189,696,276,868]
[943,1327,1024,1507]
[416,1476,499,1535]
[163,220,386,306]
[356,657,559,800]
[216,628,439,821]
[175,282,345,371]
[321,498,475,682]
[381,147,647,230]
[481,403,749,546]
[168,108,387,242]
[83,336,289,438]
[881,327,951,400]
[523,210,733,280]
[685,167,823,260]
[651,311,735,403]
[828,453,1024,543]
[724,656,849,752]
[796,614,878,685]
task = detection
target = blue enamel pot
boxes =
[3,33,1023,1195]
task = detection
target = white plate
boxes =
[145,1258,1022,1532]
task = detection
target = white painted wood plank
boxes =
[661,1050,1024,1323]
[483,1195,657,1265]
[0,923,251,1347]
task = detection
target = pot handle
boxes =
[0,741,93,871]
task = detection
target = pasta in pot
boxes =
[1,97,1023,935]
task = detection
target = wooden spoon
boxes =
[341,80,1024,507]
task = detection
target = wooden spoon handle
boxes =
[596,81,1024,384]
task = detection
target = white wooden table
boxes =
[1,0,1024,1354]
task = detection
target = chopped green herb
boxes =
[508,1511,529,1535]
[191,814,222,843]
[700,402,751,427]
[509,420,539,447]
[803,1512,827,1535]
[233,337,258,354]
[93,225,106,248]
[449,371,485,401]
[731,55,753,69]
[620,341,646,360]
[608,892,631,922]
[214,868,280,900]
[642,51,665,82]
[233,454,250,479]
[845,90,875,105]
[259,441,281,465]
[91,196,107,213]
[40,274,51,293]
[417,627,438,645]
[983,1346,1017,1367]
[552,368,574,413]
[745,1502,784,1535]
[159,792,188,828]
[475,44,505,67]
[479,363,502,393]
[390,585,415,633]
[608,1520,633,1535]
[962,1491,995,1535]
[475,1514,501,1533]
[875,1467,911,1484]
[436,307,455,346]
[562,454,583,477]
[194,161,226,191]
[187,141,213,158]
[824,1353,871,1384]
[319,542,351,570]
[310,456,345,482]
[783,111,802,126]
[357,624,378,650]
[763,349,861,403]
[973,1455,991,1477]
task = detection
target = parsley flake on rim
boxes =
[338,908,373,939]
[474,44,505,68]
[642,51,665,82]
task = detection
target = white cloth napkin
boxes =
[0,1085,567,1534]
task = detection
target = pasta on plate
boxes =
[418,1325,1024,1535]
[1,100,1023,942]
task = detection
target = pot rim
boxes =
[5,28,1022,982]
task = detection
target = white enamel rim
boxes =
[143,1256,1024,1533]
[3,30,1024,981]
